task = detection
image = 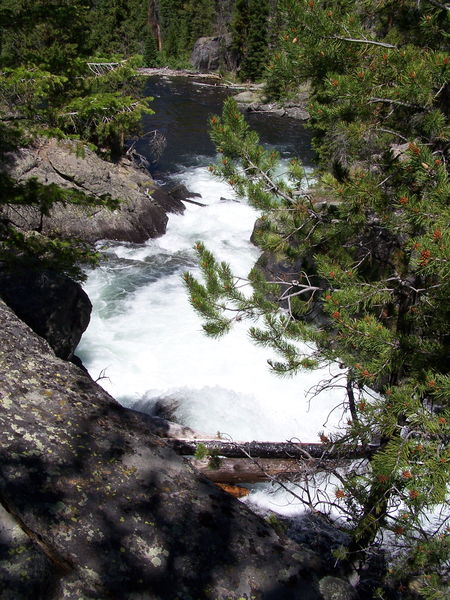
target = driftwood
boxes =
[182,197,206,207]
[215,482,250,497]
[171,439,370,484]
[138,67,221,79]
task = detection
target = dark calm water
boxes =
[136,76,315,177]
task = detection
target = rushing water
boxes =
[77,77,345,515]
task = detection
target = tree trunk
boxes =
[167,438,370,460]
[147,0,162,51]
[188,457,308,483]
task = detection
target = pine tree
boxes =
[87,0,149,57]
[185,0,214,48]
[231,0,270,81]
[0,0,152,278]
[144,28,159,67]
[185,0,450,592]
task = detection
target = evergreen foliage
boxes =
[185,0,450,592]
[87,0,149,57]
[157,0,214,62]
[231,0,270,81]
[144,28,159,68]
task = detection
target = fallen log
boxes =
[215,482,250,497]
[188,457,307,484]
[182,197,206,207]
[167,439,370,460]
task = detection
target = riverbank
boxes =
[1,137,186,243]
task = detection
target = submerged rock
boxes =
[1,138,181,243]
[0,299,329,599]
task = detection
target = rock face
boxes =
[0,267,91,361]
[191,35,237,72]
[0,299,329,599]
[1,138,185,243]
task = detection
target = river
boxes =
[76,77,345,516]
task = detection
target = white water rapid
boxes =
[77,161,346,516]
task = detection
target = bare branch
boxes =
[424,0,450,10]
[369,97,429,111]
[330,36,397,49]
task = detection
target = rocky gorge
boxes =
[0,79,357,599]
[1,296,350,600]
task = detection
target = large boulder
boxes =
[1,138,184,243]
[0,266,91,361]
[191,35,237,72]
[0,299,329,599]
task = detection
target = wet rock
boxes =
[134,396,180,421]
[254,247,327,327]
[251,218,328,326]
[150,185,186,215]
[0,299,327,599]
[0,267,91,361]
[159,182,205,212]
[1,138,173,243]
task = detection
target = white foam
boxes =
[77,163,345,515]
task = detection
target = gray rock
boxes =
[190,35,237,72]
[319,576,356,600]
[1,138,179,243]
[233,90,264,104]
[0,299,326,599]
[0,503,59,600]
[244,102,310,120]
[0,267,91,361]
[285,105,311,120]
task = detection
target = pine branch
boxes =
[375,127,409,142]
[369,98,429,111]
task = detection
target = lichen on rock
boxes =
[0,299,330,599]
[1,138,185,243]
